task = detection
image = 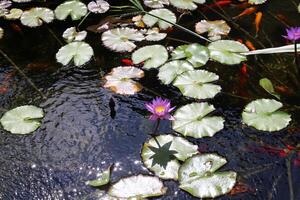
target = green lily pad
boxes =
[171,44,209,67]
[55,0,87,20]
[179,154,237,198]
[132,45,168,69]
[158,60,194,84]
[143,8,176,30]
[169,0,205,10]
[172,102,224,138]
[108,175,167,199]
[20,7,54,27]
[0,105,44,134]
[173,70,221,99]
[56,41,94,66]
[4,8,23,20]
[0,27,4,39]
[259,78,280,99]
[208,40,249,65]
[141,134,198,180]
[86,165,111,187]
[242,99,291,132]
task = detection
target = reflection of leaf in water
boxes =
[149,141,178,169]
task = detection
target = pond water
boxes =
[0,0,300,199]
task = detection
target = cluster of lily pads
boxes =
[0,0,296,199]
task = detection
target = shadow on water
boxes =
[0,0,300,199]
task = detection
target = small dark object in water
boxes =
[109,97,116,119]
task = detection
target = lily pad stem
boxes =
[294,41,299,74]
[150,120,161,148]
[45,25,64,46]
[286,155,294,200]
[0,49,47,99]
[77,11,91,31]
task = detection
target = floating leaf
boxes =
[55,0,87,20]
[4,8,23,20]
[178,154,237,198]
[141,134,198,179]
[88,0,110,13]
[158,60,194,84]
[173,70,221,99]
[101,27,144,52]
[145,28,167,41]
[144,0,169,8]
[132,45,168,69]
[20,7,54,27]
[248,0,267,5]
[0,27,3,39]
[12,0,32,2]
[169,0,205,10]
[172,102,224,138]
[208,40,249,65]
[63,27,87,43]
[103,66,144,95]
[108,175,167,199]
[195,20,231,41]
[242,99,291,132]
[171,43,209,67]
[86,166,111,187]
[0,105,44,134]
[259,78,280,99]
[143,8,176,30]
[56,42,94,66]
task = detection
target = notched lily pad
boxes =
[179,154,237,199]
[132,45,168,69]
[141,134,198,180]
[56,41,94,66]
[55,0,87,20]
[108,175,167,199]
[242,99,291,132]
[208,40,249,65]
[143,8,176,30]
[172,102,224,138]
[0,105,44,134]
[20,7,54,27]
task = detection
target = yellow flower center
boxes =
[155,106,165,113]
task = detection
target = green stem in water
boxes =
[77,11,91,31]
[294,41,299,74]
[45,25,64,46]
[286,155,294,200]
[151,119,161,148]
[0,49,47,99]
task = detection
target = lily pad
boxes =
[173,70,221,99]
[195,20,231,41]
[208,40,249,65]
[103,66,144,95]
[108,175,167,199]
[0,27,3,39]
[62,27,87,43]
[248,0,267,5]
[259,78,280,99]
[86,166,111,187]
[158,60,194,84]
[132,45,168,69]
[141,134,198,180]
[169,0,205,10]
[178,154,237,198]
[171,43,209,67]
[55,0,87,20]
[56,41,94,66]
[172,102,224,138]
[144,28,167,41]
[4,8,23,20]
[0,105,44,134]
[144,0,169,8]
[101,27,145,52]
[242,99,291,132]
[88,0,110,13]
[20,7,54,27]
[143,8,176,30]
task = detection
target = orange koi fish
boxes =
[245,40,256,51]
[202,0,232,12]
[233,7,257,19]
[229,182,253,195]
[254,12,263,34]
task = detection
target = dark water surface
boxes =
[1,0,300,199]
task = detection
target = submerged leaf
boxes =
[108,175,167,199]
[169,0,205,10]
[141,134,198,179]
[173,70,221,99]
[171,43,209,67]
[55,0,87,20]
[259,78,280,99]
[56,42,94,66]
[208,40,249,65]
[242,99,291,131]
[103,66,144,95]
[143,8,176,30]
[20,7,54,27]
[178,154,237,198]
[101,27,144,52]
[0,105,44,134]
[172,102,224,138]
[86,166,111,187]
[132,45,168,69]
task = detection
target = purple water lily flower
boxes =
[146,97,175,121]
[283,27,300,42]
